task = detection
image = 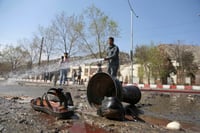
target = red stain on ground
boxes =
[68,122,109,133]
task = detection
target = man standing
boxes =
[59,56,65,86]
[104,37,119,78]
[59,52,69,86]
[63,52,69,85]
[77,66,82,85]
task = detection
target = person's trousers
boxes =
[60,69,67,85]
[107,65,119,78]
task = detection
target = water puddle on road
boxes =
[139,92,200,132]
[68,121,109,133]
[140,115,200,132]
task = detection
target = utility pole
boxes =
[128,0,138,84]
[130,10,134,84]
[38,37,44,66]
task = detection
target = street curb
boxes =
[140,88,200,94]
[123,83,200,94]
[8,78,200,94]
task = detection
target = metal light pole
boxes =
[128,0,138,84]
[130,10,134,84]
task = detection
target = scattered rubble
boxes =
[0,83,199,133]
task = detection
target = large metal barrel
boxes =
[87,72,141,107]
[122,85,141,105]
[87,72,122,107]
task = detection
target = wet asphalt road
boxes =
[0,80,49,98]
[1,79,200,131]
[140,92,200,126]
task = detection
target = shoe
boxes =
[30,88,74,119]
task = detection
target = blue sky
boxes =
[0,0,200,53]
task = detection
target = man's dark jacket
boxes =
[106,44,119,67]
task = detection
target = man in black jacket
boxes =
[104,37,119,78]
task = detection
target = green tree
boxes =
[134,44,176,84]
[178,50,198,84]
[180,51,198,74]
[168,42,198,84]
[134,45,151,83]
